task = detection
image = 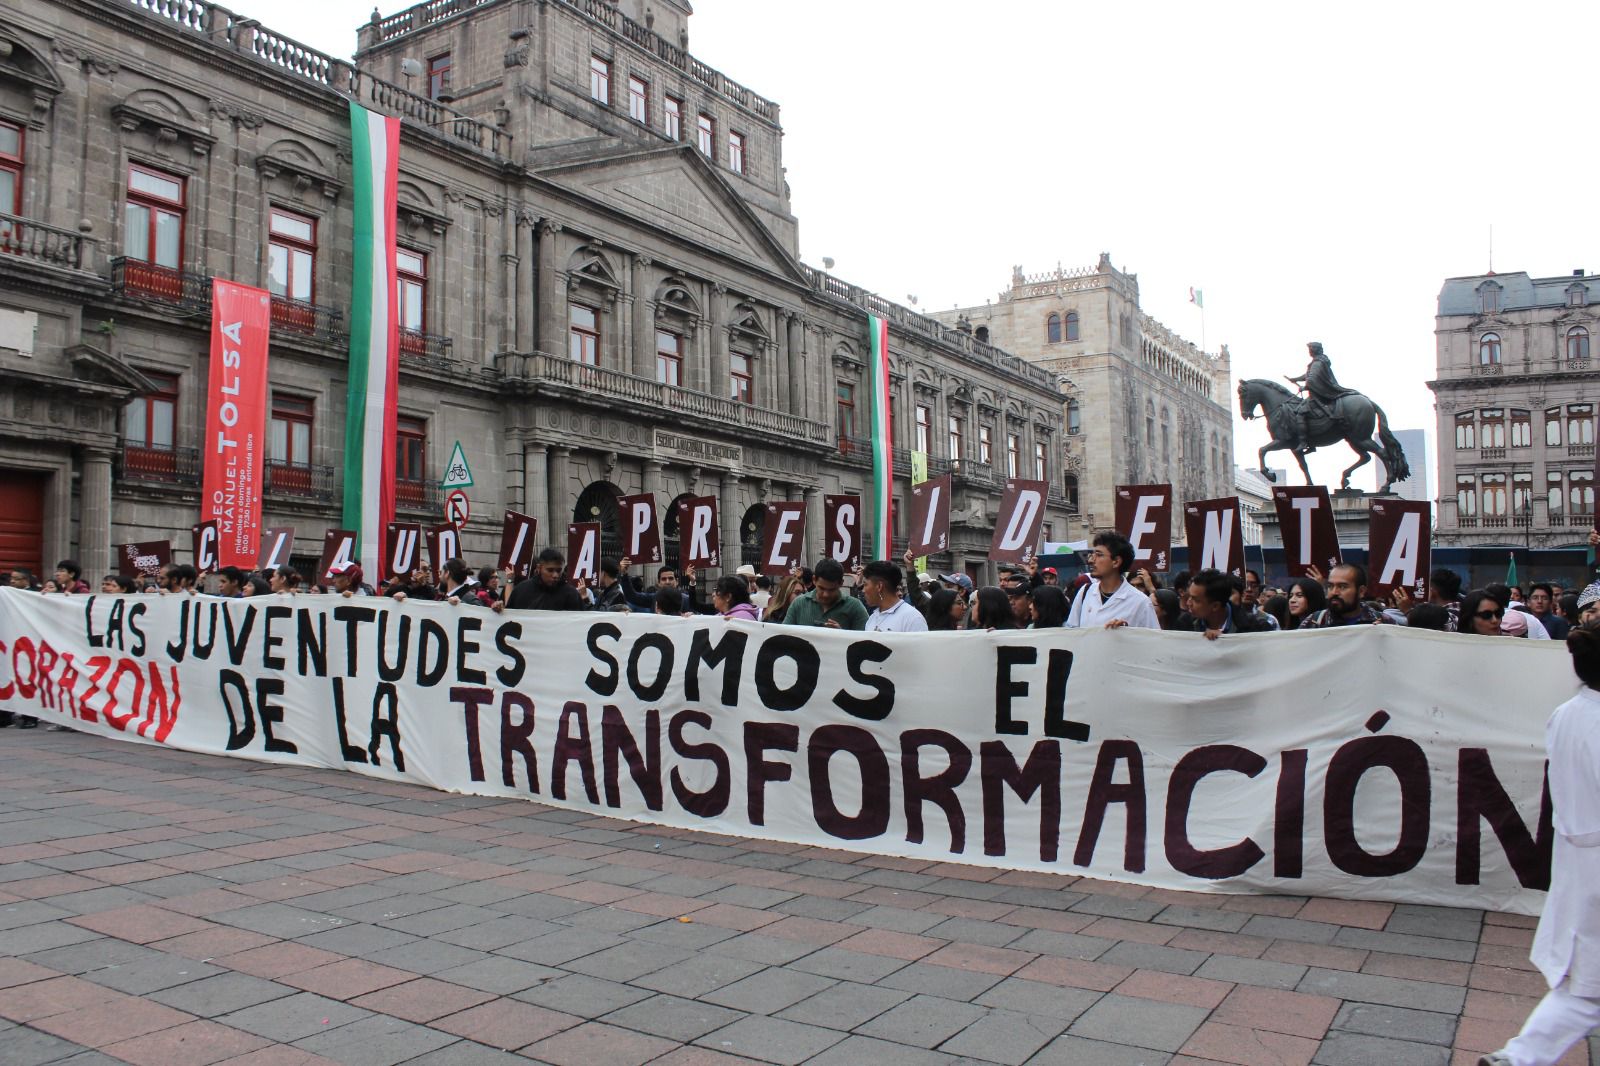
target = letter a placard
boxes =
[908,474,952,558]
[566,522,600,582]
[824,494,862,569]
[1368,499,1430,600]
[1114,484,1172,573]
[1271,485,1341,578]
[1182,496,1246,577]
[616,493,662,565]
[990,479,1049,564]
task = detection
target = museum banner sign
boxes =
[0,587,1562,914]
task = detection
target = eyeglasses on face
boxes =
[1475,608,1505,620]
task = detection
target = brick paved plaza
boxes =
[0,729,1589,1066]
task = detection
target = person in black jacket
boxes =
[1183,568,1274,640]
[504,549,586,612]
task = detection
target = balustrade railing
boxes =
[395,478,439,513]
[265,462,336,500]
[0,213,95,270]
[118,444,201,485]
[1569,443,1595,459]
[399,328,453,360]
[270,295,346,344]
[110,256,211,309]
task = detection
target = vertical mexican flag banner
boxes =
[342,103,402,579]
[868,314,893,560]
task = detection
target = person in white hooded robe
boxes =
[1481,620,1600,1066]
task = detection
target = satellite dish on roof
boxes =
[400,57,424,80]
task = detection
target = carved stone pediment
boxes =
[255,138,342,203]
[113,89,213,157]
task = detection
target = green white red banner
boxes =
[867,314,893,559]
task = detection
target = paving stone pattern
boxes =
[0,730,1592,1066]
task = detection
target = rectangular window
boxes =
[915,404,931,454]
[1482,287,1500,313]
[728,131,745,174]
[569,304,599,366]
[1513,472,1533,513]
[1454,412,1475,450]
[396,416,426,486]
[697,113,714,157]
[124,163,185,270]
[1456,475,1477,517]
[1571,471,1594,514]
[655,330,682,386]
[1007,433,1020,479]
[1510,409,1531,448]
[948,415,964,461]
[1549,471,1565,514]
[589,55,611,104]
[269,395,313,468]
[664,95,682,140]
[1547,407,1563,447]
[1481,472,1507,516]
[396,248,426,335]
[1479,407,1504,449]
[427,53,451,100]
[628,76,648,123]
[730,351,753,404]
[0,120,21,219]
[267,207,316,302]
[836,383,856,441]
[1034,441,1047,481]
[1569,404,1594,446]
[979,425,993,465]
[124,371,179,451]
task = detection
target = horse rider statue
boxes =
[1285,342,1358,451]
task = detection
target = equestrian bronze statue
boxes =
[1237,342,1411,493]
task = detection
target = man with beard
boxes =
[1298,563,1381,628]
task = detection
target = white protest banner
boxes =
[0,587,1562,915]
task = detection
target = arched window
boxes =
[661,492,696,570]
[1066,399,1081,435]
[1046,313,1061,344]
[1062,474,1079,513]
[974,326,989,344]
[739,503,766,567]
[1064,311,1079,342]
[1568,326,1590,361]
[1478,332,1501,365]
[573,481,624,563]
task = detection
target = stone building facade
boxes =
[1431,268,1599,547]
[0,0,1069,586]
[933,256,1234,540]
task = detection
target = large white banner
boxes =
[0,587,1567,914]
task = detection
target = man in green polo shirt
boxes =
[781,558,868,630]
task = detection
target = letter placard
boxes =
[117,540,171,580]
[203,281,271,568]
[498,510,537,578]
[761,502,807,574]
[567,522,600,582]
[679,496,720,569]
[990,479,1048,564]
[382,523,424,582]
[1368,499,1430,599]
[617,493,662,566]
[191,521,219,575]
[317,529,357,586]
[908,475,952,558]
[1114,485,1172,573]
[426,523,460,573]
[1183,497,1245,577]
[824,494,862,568]
[1272,486,1340,578]
[258,526,295,571]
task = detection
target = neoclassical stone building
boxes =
[0,0,1070,584]
[933,256,1234,540]
[1431,267,1599,547]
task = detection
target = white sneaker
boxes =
[1477,1053,1514,1066]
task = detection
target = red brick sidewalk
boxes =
[0,729,1589,1066]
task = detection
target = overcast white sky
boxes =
[270,0,1600,491]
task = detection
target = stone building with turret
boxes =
[933,255,1233,540]
[0,0,1070,585]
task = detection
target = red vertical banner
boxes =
[498,511,538,579]
[678,496,720,570]
[567,522,600,582]
[192,521,219,574]
[1271,486,1341,578]
[1369,499,1431,600]
[823,494,862,568]
[761,502,807,574]
[989,479,1048,565]
[617,494,662,566]
[1182,496,1245,577]
[204,280,272,568]
[908,474,952,558]
[1114,485,1172,573]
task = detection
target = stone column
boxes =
[787,313,806,419]
[524,441,549,548]
[632,255,654,379]
[720,473,741,571]
[79,447,113,575]
[772,336,789,415]
[537,220,564,359]
[805,484,824,568]
[547,445,572,547]
[643,459,664,506]
[707,284,727,398]
[504,429,526,512]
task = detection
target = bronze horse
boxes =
[1237,378,1411,493]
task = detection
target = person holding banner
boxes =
[504,549,585,612]
[780,559,867,630]
[1066,532,1159,630]
[267,566,303,594]
[1184,569,1274,639]
[1482,624,1600,1066]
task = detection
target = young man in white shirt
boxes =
[862,560,928,633]
[1066,531,1159,630]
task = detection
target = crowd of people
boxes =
[11,529,1597,645]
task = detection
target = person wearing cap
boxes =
[1066,531,1159,630]
[780,558,867,630]
[1500,610,1531,638]
[735,563,758,591]
[941,572,975,595]
[326,561,371,597]
[1039,567,1059,587]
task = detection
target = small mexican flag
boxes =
[1505,551,1518,589]
[867,314,893,560]
[342,103,402,578]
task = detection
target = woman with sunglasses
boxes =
[1460,590,1507,637]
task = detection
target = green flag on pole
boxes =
[1505,551,1518,589]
